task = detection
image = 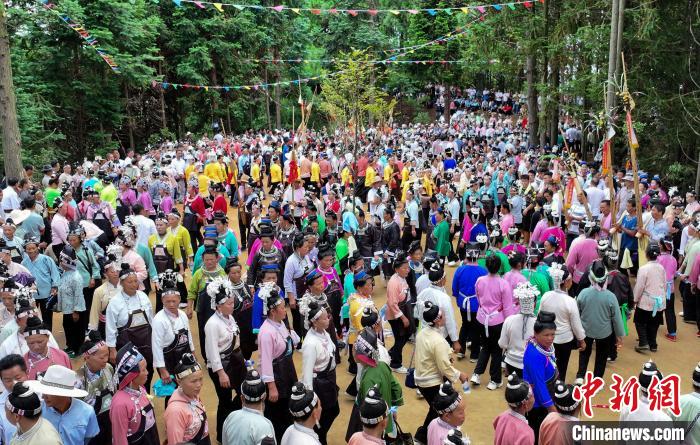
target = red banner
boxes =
[564,177,575,209]
[601,139,611,175]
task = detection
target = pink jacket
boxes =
[565,238,599,283]
[475,275,516,329]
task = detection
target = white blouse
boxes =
[203,312,239,372]
[300,328,336,388]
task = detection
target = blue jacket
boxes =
[452,263,487,313]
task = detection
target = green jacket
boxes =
[187,266,226,312]
[356,361,404,437]
[477,249,512,275]
[433,220,452,257]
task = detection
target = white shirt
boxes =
[620,393,672,423]
[0,330,59,360]
[539,290,586,344]
[204,311,239,373]
[415,274,431,297]
[171,158,186,176]
[131,215,157,247]
[300,328,336,388]
[151,309,194,368]
[104,291,153,347]
[281,423,321,445]
[415,285,458,342]
[498,313,535,369]
[0,389,15,445]
[583,186,605,218]
[1,187,19,212]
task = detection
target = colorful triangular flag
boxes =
[213,3,223,12]
[272,5,284,12]
[426,9,437,15]
[476,6,486,13]
[171,0,181,7]
[507,3,516,10]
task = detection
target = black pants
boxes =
[197,311,209,362]
[527,406,550,444]
[208,369,241,443]
[51,243,65,259]
[458,311,481,360]
[401,227,422,252]
[388,319,409,369]
[37,299,54,332]
[683,281,700,330]
[264,397,292,444]
[577,335,614,379]
[291,306,303,343]
[505,363,522,378]
[665,290,677,335]
[327,294,343,337]
[474,322,503,383]
[63,311,86,352]
[635,310,661,349]
[237,211,248,249]
[188,229,203,254]
[414,384,441,444]
[554,338,577,382]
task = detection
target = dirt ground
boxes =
[58,205,700,445]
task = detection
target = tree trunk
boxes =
[158,61,167,130]
[210,62,219,113]
[274,46,281,129]
[539,0,550,147]
[549,59,560,147]
[124,84,135,151]
[548,0,560,147]
[612,0,626,103]
[526,53,538,146]
[0,1,22,179]
[605,0,620,114]
[275,82,281,129]
[264,67,272,129]
[442,86,450,122]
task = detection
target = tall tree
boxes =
[0,0,22,179]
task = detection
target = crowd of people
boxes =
[0,105,698,445]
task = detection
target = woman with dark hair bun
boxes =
[5,382,62,444]
[522,310,559,442]
[632,242,666,353]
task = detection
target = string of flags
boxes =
[171,0,542,16]
[155,15,489,92]
[41,1,120,73]
[245,59,499,65]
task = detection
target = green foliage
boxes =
[320,49,396,128]
[0,0,697,180]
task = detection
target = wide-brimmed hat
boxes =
[26,365,88,398]
[7,210,30,226]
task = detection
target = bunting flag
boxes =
[169,0,539,16]
[41,1,120,73]
[244,59,497,65]
[153,14,492,93]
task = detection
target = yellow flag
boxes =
[291,8,300,14]
[460,7,470,14]
[390,10,400,15]
[213,3,223,12]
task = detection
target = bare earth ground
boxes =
[55,204,699,445]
